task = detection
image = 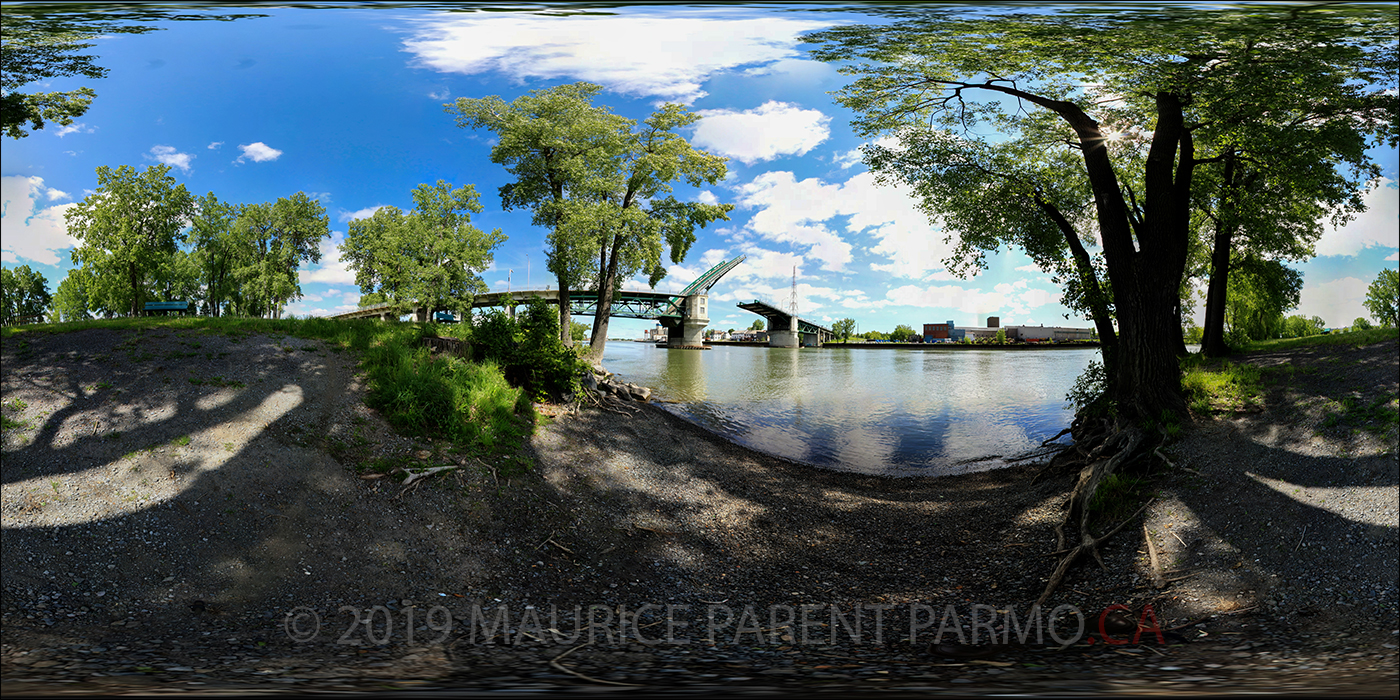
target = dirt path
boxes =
[1,326,1396,695]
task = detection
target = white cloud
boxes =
[428,88,451,100]
[53,122,94,137]
[298,232,357,286]
[147,145,194,174]
[882,278,1061,317]
[1387,251,1398,261]
[1297,275,1374,327]
[736,169,945,275]
[44,187,70,201]
[338,205,386,223]
[696,190,718,205]
[833,136,901,170]
[207,141,224,150]
[402,13,836,103]
[691,101,830,165]
[235,142,283,163]
[926,269,966,281]
[1014,264,1039,273]
[1314,180,1399,257]
[1,176,80,265]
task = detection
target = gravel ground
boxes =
[1,326,1396,696]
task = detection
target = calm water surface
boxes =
[600,342,1101,477]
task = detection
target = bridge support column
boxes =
[801,332,821,347]
[666,293,709,349]
[769,329,798,348]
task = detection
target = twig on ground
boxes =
[549,642,640,687]
[1144,525,1165,588]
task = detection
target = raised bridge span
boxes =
[329,255,747,349]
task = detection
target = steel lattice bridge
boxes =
[330,255,751,348]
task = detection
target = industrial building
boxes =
[923,316,1093,343]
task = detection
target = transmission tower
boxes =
[789,265,799,317]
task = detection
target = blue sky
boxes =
[3,3,1396,338]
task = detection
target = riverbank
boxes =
[1,325,1395,695]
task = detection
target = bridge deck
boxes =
[737,300,833,335]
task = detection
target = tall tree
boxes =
[446,82,636,346]
[1365,268,1399,328]
[1223,255,1302,342]
[0,265,52,324]
[188,192,243,317]
[231,192,329,318]
[832,318,856,341]
[340,181,505,321]
[1195,106,1384,356]
[804,4,1398,422]
[51,265,94,323]
[65,164,194,317]
[572,103,733,362]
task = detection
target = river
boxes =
[600,341,1103,477]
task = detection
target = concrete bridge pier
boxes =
[664,294,709,349]
[766,312,798,348]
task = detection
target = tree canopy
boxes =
[65,164,195,317]
[1365,268,1399,327]
[1,264,52,325]
[341,181,505,320]
[447,82,732,360]
[230,192,329,319]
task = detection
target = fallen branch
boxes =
[549,642,640,687]
[401,464,458,486]
[1144,525,1165,589]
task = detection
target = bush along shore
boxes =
[1,318,1396,695]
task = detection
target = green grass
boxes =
[1181,356,1264,414]
[171,435,191,447]
[3,315,536,459]
[1244,326,1398,353]
[1321,392,1400,436]
[4,398,27,412]
[2,415,29,431]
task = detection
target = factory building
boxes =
[922,316,1092,343]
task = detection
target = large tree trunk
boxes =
[557,277,573,347]
[1063,91,1190,421]
[587,233,623,363]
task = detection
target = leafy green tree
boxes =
[342,181,504,322]
[187,192,243,317]
[569,321,590,344]
[151,248,202,310]
[0,265,51,324]
[892,323,917,342]
[1182,322,1204,345]
[1224,256,1301,342]
[448,83,629,346]
[562,102,733,362]
[1352,317,1373,332]
[51,265,94,322]
[65,164,194,317]
[804,5,1399,421]
[749,318,765,331]
[231,192,329,318]
[1282,315,1326,338]
[1364,268,1398,328]
[832,318,856,341]
[994,328,1007,345]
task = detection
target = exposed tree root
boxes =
[1034,410,1178,607]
